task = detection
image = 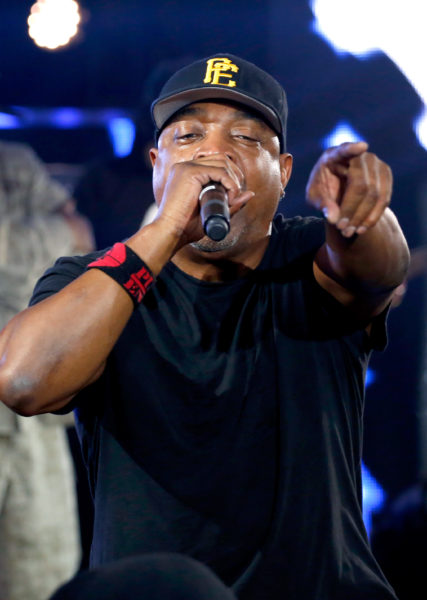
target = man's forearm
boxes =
[318,208,410,296]
[0,220,180,417]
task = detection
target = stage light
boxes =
[28,0,81,50]
[107,117,136,157]
[362,462,386,538]
[0,107,135,157]
[0,112,21,129]
[365,368,376,388]
[322,121,363,149]
[311,0,427,151]
[414,109,427,150]
[311,0,382,57]
[50,107,84,128]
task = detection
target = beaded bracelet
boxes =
[87,242,154,308]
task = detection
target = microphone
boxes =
[199,182,230,242]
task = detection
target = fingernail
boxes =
[322,207,329,218]
[356,226,367,235]
[337,218,349,230]
[342,226,356,238]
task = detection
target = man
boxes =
[0,141,94,600]
[0,55,409,599]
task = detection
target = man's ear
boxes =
[279,153,293,190]
[149,148,158,168]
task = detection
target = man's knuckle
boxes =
[366,187,380,202]
[351,180,368,196]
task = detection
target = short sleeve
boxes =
[29,252,98,306]
[268,214,325,268]
[269,214,389,352]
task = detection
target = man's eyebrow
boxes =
[169,106,204,121]
[175,106,205,118]
[233,109,266,125]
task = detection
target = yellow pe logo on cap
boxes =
[203,58,239,87]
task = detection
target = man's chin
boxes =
[190,233,238,254]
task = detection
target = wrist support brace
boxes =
[87,242,154,307]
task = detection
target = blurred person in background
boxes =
[0,140,94,600]
[72,122,154,250]
[73,57,195,249]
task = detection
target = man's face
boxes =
[150,101,292,257]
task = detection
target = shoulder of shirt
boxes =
[46,248,109,273]
[29,247,112,307]
[256,214,325,272]
[270,213,325,251]
[271,213,324,234]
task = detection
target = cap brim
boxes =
[152,87,282,138]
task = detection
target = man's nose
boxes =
[193,132,234,161]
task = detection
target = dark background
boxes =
[1,0,426,518]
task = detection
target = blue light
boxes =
[0,112,21,129]
[362,462,386,538]
[365,368,376,388]
[323,122,363,149]
[107,117,136,157]
[363,368,382,537]
[50,107,84,128]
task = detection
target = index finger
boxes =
[324,141,369,168]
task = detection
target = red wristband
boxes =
[87,242,154,307]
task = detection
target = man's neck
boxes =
[171,236,270,282]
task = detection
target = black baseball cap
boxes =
[151,53,288,152]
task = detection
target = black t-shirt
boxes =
[31,215,397,600]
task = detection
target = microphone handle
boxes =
[199,183,230,242]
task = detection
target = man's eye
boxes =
[176,133,199,141]
[235,134,258,142]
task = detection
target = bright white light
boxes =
[107,118,136,157]
[323,122,363,149]
[414,109,427,150]
[28,0,81,50]
[311,0,384,56]
[311,0,427,150]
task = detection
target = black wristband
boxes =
[87,242,154,307]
